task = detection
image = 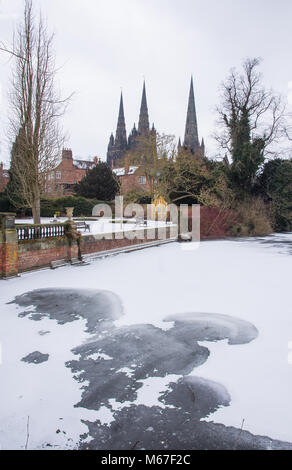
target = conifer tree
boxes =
[75,162,120,201]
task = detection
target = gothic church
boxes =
[106,78,204,168]
[107,82,156,169]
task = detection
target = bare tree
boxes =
[156,149,234,207]
[214,58,287,193]
[283,113,292,143]
[1,0,71,223]
[124,132,176,194]
[215,58,286,158]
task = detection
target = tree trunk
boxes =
[32,187,41,224]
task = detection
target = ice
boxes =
[1,233,292,446]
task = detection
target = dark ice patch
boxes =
[10,288,122,333]
[67,323,210,409]
[82,377,292,450]
[164,312,258,345]
[160,375,231,417]
[10,287,291,450]
[21,351,49,364]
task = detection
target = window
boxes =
[56,171,61,179]
[139,176,146,185]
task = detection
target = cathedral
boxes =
[106,82,156,169]
[106,77,204,168]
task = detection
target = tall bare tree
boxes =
[1,0,71,223]
[215,58,286,156]
[214,58,286,193]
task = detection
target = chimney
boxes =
[62,148,73,160]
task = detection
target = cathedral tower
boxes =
[107,92,128,168]
[107,82,157,168]
[182,77,204,156]
[128,81,156,152]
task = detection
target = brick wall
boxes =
[187,206,237,239]
[81,233,157,255]
[120,173,151,194]
[16,228,172,273]
[18,237,72,272]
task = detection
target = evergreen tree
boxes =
[75,162,120,201]
[5,127,27,210]
[256,159,292,231]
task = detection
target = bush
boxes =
[123,190,152,205]
[228,198,273,237]
[40,196,102,217]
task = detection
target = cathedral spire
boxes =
[138,81,150,135]
[107,92,128,168]
[183,76,200,153]
[115,92,127,147]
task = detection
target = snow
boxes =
[15,217,176,237]
[108,375,180,411]
[88,218,176,236]
[112,166,139,176]
[0,305,101,449]
[0,233,292,447]
[87,351,112,361]
[15,217,68,225]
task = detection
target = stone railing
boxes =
[16,223,65,241]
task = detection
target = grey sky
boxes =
[0,0,291,165]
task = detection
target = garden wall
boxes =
[188,206,237,240]
[14,227,173,275]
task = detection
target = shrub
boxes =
[123,190,152,205]
[40,196,103,217]
[228,197,273,237]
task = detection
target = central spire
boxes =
[138,81,150,135]
[184,76,200,153]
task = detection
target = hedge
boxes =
[0,194,115,218]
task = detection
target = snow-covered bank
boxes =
[0,233,292,448]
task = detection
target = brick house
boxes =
[0,163,9,193]
[45,149,100,197]
[113,163,151,194]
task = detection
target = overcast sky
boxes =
[0,0,292,165]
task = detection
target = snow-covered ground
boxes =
[15,217,175,236]
[0,233,292,449]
